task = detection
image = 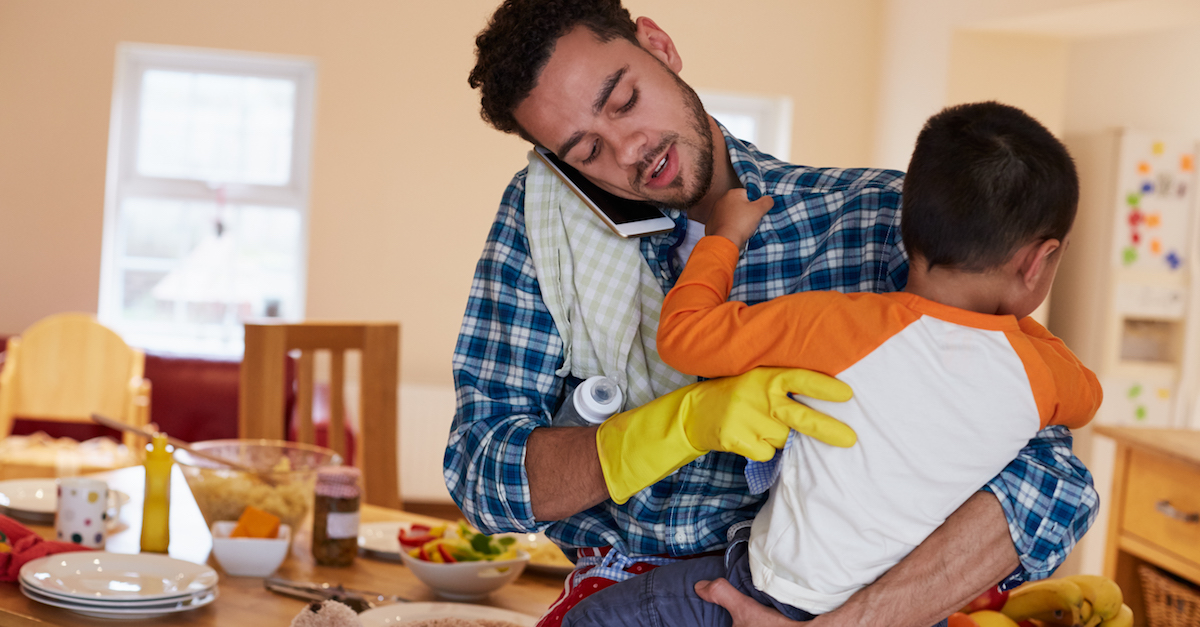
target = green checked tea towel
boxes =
[524,151,695,412]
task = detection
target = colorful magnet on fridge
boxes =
[1183,154,1194,172]
[1126,192,1141,206]
[1128,383,1143,399]
[1138,161,1152,175]
[1141,181,1154,194]
[1166,251,1182,270]
[1152,141,1165,155]
[1123,246,1138,265]
[1157,388,1171,400]
[1146,213,1161,228]
[1158,173,1173,195]
[1135,406,1147,421]
[1151,239,1162,254]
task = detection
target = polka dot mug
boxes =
[55,477,109,549]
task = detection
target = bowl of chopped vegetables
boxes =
[398,521,531,600]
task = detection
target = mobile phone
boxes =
[534,146,676,238]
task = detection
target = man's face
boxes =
[513,25,714,211]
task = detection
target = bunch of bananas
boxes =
[950,575,1132,627]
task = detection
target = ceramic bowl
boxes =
[210,521,291,577]
[399,549,530,600]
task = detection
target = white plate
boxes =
[20,583,217,619]
[23,578,214,607]
[358,522,574,576]
[358,521,407,561]
[0,478,129,524]
[358,601,538,626]
[20,552,219,601]
[500,532,575,578]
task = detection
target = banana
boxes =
[1078,599,1095,626]
[1000,578,1084,625]
[1099,603,1132,627]
[968,610,1020,627]
[1065,574,1123,622]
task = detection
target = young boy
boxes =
[562,101,1102,626]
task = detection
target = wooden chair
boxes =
[0,313,151,452]
[239,322,401,510]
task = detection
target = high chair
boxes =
[0,313,151,454]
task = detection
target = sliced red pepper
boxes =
[416,544,430,561]
[437,544,457,563]
[399,525,436,548]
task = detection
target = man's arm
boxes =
[812,492,1016,626]
[699,427,1098,627]
[695,494,1014,627]
[525,426,608,520]
[447,173,580,533]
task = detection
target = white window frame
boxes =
[98,43,316,356]
[698,90,794,162]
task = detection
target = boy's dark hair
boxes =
[468,0,638,141]
[901,101,1079,271]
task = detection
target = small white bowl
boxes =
[399,549,530,600]
[210,521,291,577]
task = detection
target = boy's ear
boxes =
[634,17,682,73]
[1015,238,1061,290]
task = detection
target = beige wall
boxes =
[0,0,884,387]
[0,0,884,501]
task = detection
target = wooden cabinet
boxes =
[1097,426,1200,625]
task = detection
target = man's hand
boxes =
[695,579,801,627]
[706,189,774,249]
[596,367,855,503]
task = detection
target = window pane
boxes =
[136,70,296,185]
[717,113,758,145]
[122,270,173,321]
[122,197,215,259]
[140,202,302,319]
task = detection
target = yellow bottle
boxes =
[140,433,172,553]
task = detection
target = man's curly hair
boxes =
[469,0,638,141]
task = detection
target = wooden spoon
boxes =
[91,413,273,480]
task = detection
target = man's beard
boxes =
[635,71,714,212]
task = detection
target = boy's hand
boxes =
[705,189,774,249]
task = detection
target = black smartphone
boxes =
[534,146,676,238]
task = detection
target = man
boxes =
[447,2,1097,626]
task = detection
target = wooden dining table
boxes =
[0,465,564,626]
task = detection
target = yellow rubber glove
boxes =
[596,367,856,504]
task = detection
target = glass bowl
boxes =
[174,439,341,531]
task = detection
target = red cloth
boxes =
[0,514,92,582]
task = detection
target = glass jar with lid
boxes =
[311,466,361,566]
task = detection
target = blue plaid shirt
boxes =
[446,125,1098,582]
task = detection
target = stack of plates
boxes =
[19,552,219,619]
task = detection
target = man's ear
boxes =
[635,17,682,73]
[1015,238,1061,290]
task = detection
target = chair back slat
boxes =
[328,350,346,457]
[295,349,316,445]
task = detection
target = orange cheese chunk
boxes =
[230,505,281,539]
